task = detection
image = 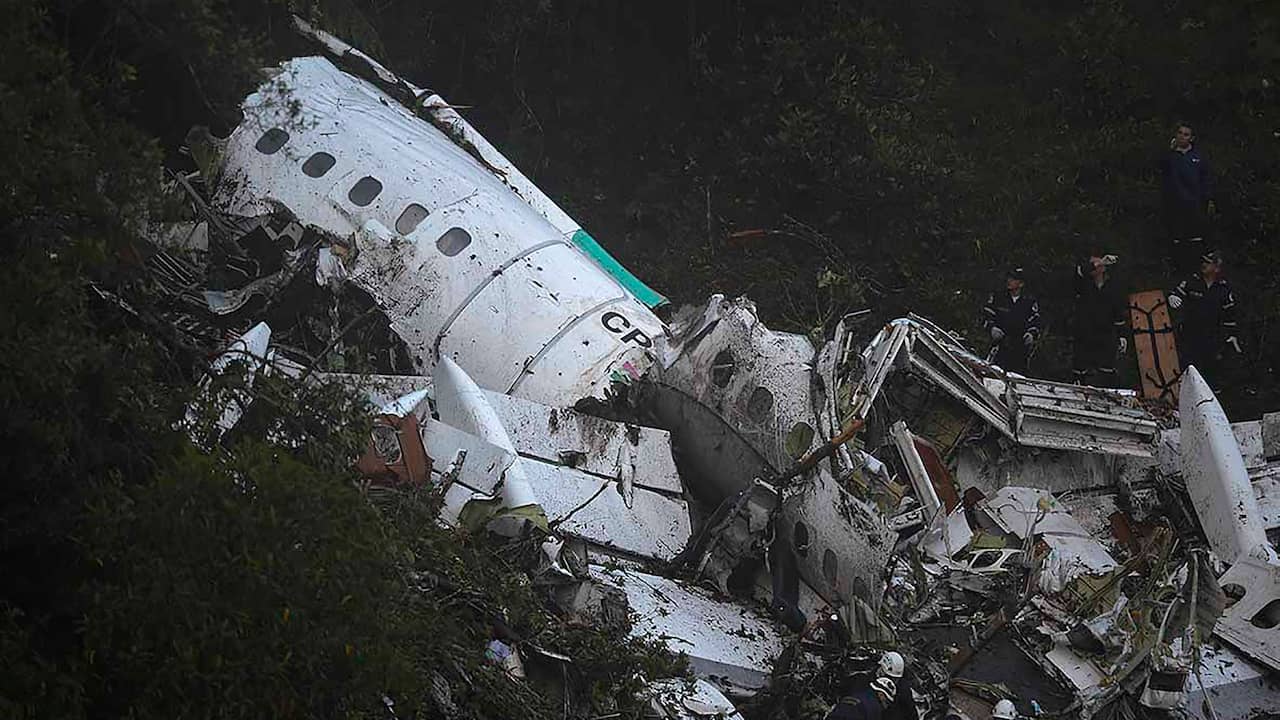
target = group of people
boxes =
[979,123,1240,390]
[821,650,1022,720]
[823,651,920,720]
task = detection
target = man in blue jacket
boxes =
[1160,123,1212,272]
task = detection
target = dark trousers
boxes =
[1180,335,1221,391]
[994,341,1030,375]
[1072,333,1117,386]
[1164,204,1208,275]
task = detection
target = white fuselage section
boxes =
[214,57,663,405]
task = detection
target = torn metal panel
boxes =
[906,320,1011,434]
[980,487,1092,540]
[849,320,911,420]
[920,506,975,564]
[184,321,273,439]
[1253,463,1280,531]
[686,480,778,596]
[1039,535,1119,594]
[1186,641,1280,720]
[852,317,1156,456]
[953,445,1120,496]
[778,470,895,610]
[637,379,774,503]
[978,487,1117,594]
[433,356,545,531]
[481,389,682,495]
[322,373,683,495]
[1045,642,1108,695]
[1264,411,1280,461]
[645,296,821,501]
[591,565,785,695]
[1214,556,1280,673]
[319,373,432,414]
[522,459,690,562]
[891,421,943,525]
[1180,366,1274,565]
[643,678,746,720]
[213,56,663,404]
[149,219,209,253]
[420,418,516,496]
[1006,378,1157,457]
[1233,419,1266,470]
[378,388,429,418]
[436,481,493,528]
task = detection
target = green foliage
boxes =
[373,0,1280,412]
[1,2,680,718]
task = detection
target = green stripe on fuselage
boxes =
[570,229,667,309]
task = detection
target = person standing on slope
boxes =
[1167,250,1240,391]
[1160,122,1213,273]
[1070,253,1128,386]
[982,267,1041,375]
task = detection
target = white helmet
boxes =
[878,651,905,679]
[871,676,897,703]
[992,698,1018,719]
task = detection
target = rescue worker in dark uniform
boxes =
[877,651,919,720]
[1167,250,1240,391]
[825,676,895,720]
[982,267,1041,375]
[1070,254,1129,386]
[1160,123,1212,273]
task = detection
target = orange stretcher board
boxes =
[1129,289,1181,401]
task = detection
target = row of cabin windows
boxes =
[254,127,472,256]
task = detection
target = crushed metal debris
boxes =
[128,16,1280,720]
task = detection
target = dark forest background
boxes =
[3,1,1278,717]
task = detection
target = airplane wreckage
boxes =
[117,17,1280,720]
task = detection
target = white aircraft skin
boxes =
[204,23,893,688]
[213,50,664,407]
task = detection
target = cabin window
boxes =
[302,152,336,177]
[793,521,810,556]
[1223,583,1247,606]
[348,176,383,206]
[436,227,472,257]
[747,386,774,422]
[396,203,430,235]
[823,549,839,589]
[254,128,289,155]
[711,350,735,388]
[1251,599,1280,629]
[785,422,815,459]
[970,550,1001,570]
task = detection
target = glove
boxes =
[991,327,1005,342]
[1023,332,1035,347]
[1101,254,1119,266]
[1117,337,1128,354]
[1168,294,1183,309]
[1226,336,1242,354]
